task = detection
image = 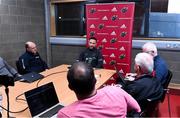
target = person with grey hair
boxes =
[142,42,168,85]
[124,52,163,110]
[58,62,141,117]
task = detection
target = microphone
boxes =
[109,60,126,87]
[0,75,14,87]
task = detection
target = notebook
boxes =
[24,82,64,117]
[18,72,44,83]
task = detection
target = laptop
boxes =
[18,72,44,83]
[24,82,64,117]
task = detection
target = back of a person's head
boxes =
[142,42,158,57]
[67,62,96,96]
[135,52,154,74]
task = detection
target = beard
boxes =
[89,46,95,50]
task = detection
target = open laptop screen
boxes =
[24,82,59,117]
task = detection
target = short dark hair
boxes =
[89,37,97,42]
[67,62,96,96]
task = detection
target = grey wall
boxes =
[51,44,86,67]
[51,44,180,84]
[0,0,46,68]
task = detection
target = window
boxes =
[55,2,86,36]
[52,0,180,38]
[148,0,180,38]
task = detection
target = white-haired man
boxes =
[142,42,168,85]
[124,52,163,110]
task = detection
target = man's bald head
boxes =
[25,41,37,54]
[67,62,96,97]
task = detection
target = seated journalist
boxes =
[17,41,48,74]
[142,42,168,85]
[58,62,141,118]
[0,57,21,80]
[78,37,103,68]
[124,52,163,109]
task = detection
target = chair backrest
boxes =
[161,70,173,102]
[139,71,173,116]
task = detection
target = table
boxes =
[1,64,115,117]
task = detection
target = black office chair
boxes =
[140,70,173,117]
[160,70,173,117]
[139,92,163,117]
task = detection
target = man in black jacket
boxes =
[18,41,48,74]
[78,37,103,68]
[124,52,163,109]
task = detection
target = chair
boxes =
[160,70,173,117]
[140,70,173,117]
[139,92,163,117]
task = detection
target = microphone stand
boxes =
[5,86,10,118]
[0,75,15,118]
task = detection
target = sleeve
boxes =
[43,60,48,69]
[18,56,31,74]
[39,56,48,69]
[155,63,167,83]
[3,60,18,76]
[121,88,141,113]
[124,82,141,98]
[95,50,103,68]
[154,57,168,84]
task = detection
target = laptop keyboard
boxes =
[39,104,64,117]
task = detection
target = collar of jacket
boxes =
[26,51,39,56]
[137,74,154,80]
[88,48,97,51]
